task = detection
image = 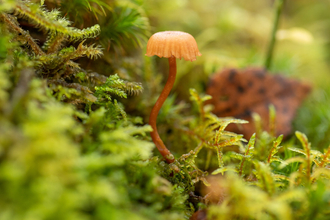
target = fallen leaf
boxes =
[189,209,207,220]
[206,67,311,139]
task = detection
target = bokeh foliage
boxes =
[0,0,187,219]
[1,0,330,220]
[143,0,330,150]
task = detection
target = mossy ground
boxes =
[1,1,330,220]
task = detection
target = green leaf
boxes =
[212,166,238,175]
[295,131,311,154]
[279,157,305,169]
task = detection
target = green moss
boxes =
[1,1,330,220]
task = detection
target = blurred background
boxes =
[138,0,330,150]
[2,1,329,218]
[46,0,330,150]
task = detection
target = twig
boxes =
[264,0,285,69]
[0,13,44,56]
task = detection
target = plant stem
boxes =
[0,13,44,56]
[149,56,176,163]
[264,0,285,69]
[320,147,330,167]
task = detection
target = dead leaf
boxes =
[189,209,207,220]
[206,67,311,139]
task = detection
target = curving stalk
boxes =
[149,56,176,163]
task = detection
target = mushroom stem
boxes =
[149,56,176,163]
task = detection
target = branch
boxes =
[0,13,44,55]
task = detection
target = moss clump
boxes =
[1,1,330,220]
[0,1,187,219]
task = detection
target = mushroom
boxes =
[146,31,201,163]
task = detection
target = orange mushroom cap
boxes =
[146,31,201,61]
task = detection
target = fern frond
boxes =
[185,90,248,170]
[216,147,224,168]
[206,114,248,126]
[212,166,237,175]
[269,104,276,137]
[113,99,127,122]
[267,134,283,163]
[190,88,209,121]
[48,79,97,103]
[15,2,100,41]
[275,188,306,203]
[279,157,305,169]
[46,8,62,20]
[77,42,103,59]
[36,42,103,70]
[122,81,143,96]
[214,135,244,148]
[273,174,290,182]
[217,130,240,137]
[42,31,66,53]
[35,47,75,70]
[288,147,306,156]
[239,133,256,176]
[311,167,330,182]
[122,124,153,137]
[228,151,245,160]
[253,162,276,195]
[319,147,330,167]
[98,125,154,165]
[71,71,108,87]
[295,131,312,181]
[269,156,286,164]
[295,131,311,155]
[94,74,127,102]
[252,112,263,136]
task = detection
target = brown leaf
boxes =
[206,67,311,139]
[190,209,207,220]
